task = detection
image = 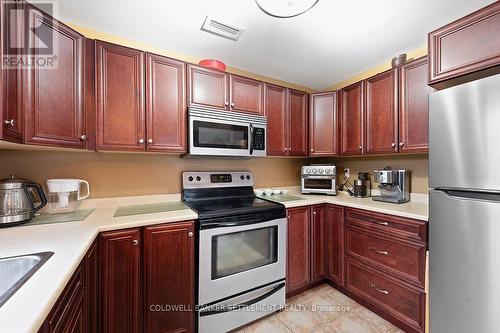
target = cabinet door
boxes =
[310,92,339,156]
[96,41,145,151]
[265,84,288,156]
[1,1,23,143]
[286,206,311,294]
[364,68,399,155]
[144,221,195,333]
[187,64,228,110]
[145,53,186,152]
[311,205,326,283]
[428,1,500,88]
[288,89,308,156]
[399,57,433,153]
[63,292,87,333]
[325,205,345,286]
[341,82,363,156]
[229,74,264,115]
[100,228,141,333]
[24,6,86,148]
[85,240,99,333]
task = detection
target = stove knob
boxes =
[246,175,251,180]
[306,168,311,174]
[325,169,331,174]
[188,176,194,182]
[319,169,324,174]
[196,176,201,181]
[240,175,245,180]
[313,169,317,174]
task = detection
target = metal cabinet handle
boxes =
[188,231,193,237]
[370,219,389,226]
[224,102,229,107]
[138,139,144,144]
[370,247,388,256]
[370,284,389,295]
[310,148,314,152]
[391,143,396,148]
[313,211,316,215]
[80,134,87,141]
[148,139,153,144]
[4,119,14,126]
[132,240,139,246]
[358,145,362,150]
[231,102,235,107]
[399,142,404,147]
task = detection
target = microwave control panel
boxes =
[253,128,265,150]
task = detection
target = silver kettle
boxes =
[0,175,47,226]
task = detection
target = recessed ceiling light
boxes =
[255,0,319,18]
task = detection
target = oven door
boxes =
[301,176,336,194]
[199,215,286,304]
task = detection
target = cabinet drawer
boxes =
[346,208,427,243]
[346,260,425,332]
[347,226,426,286]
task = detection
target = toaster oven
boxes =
[301,165,337,195]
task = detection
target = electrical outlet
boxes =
[344,168,350,180]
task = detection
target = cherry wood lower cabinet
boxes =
[144,222,195,333]
[325,205,345,286]
[311,205,326,283]
[100,228,142,333]
[286,206,311,295]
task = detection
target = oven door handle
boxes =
[249,123,255,155]
[199,282,285,317]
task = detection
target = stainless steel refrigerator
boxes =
[429,73,500,333]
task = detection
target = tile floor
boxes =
[234,284,405,333]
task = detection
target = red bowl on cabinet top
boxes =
[198,59,226,71]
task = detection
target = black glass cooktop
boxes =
[185,196,283,219]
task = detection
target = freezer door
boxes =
[430,189,500,333]
[429,74,500,192]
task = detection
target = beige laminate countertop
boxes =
[0,190,428,333]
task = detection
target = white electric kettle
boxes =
[45,179,90,214]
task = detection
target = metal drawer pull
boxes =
[370,247,388,255]
[4,119,15,126]
[370,284,389,295]
[371,219,389,226]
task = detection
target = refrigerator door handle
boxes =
[440,189,500,203]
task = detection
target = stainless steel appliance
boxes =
[301,165,337,195]
[182,171,286,333]
[353,172,371,198]
[429,74,500,333]
[188,107,266,157]
[0,175,47,226]
[372,167,410,203]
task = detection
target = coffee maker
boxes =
[372,167,410,204]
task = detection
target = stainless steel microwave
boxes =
[188,107,266,157]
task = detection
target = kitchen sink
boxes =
[0,251,54,308]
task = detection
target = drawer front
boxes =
[347,226,426,286]
[346,260,425,332]
[346,208,427,243]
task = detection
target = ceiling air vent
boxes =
[201,16,245,41]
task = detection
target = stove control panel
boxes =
[183,171,254,189]
[301,165,336,177]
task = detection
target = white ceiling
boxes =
[55,0,494,90]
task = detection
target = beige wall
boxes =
[325,154,429,194]
[0,150,308,198]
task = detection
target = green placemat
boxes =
[26,209,95,226]
[258,194,304,203]
[114,202,188,217]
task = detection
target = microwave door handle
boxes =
[249,123,254,155]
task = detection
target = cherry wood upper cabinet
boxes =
[96,41,145,151]
[341,82,363,156]
[1,1,23,143]
[99,228,141,333]
[145,53,186,153]
[309,92,339,156]
[399,57,434,153]
[325,205,345,286]
[311,205,326,284]
[428,1,500,89]
[187,64,229,111]
[24,6,86,148]
[286,206,311,295]
[364,68,399,155]
[265,84,288,156]
[288,89,308,156]
[144,221,195,333]
[229,74,264,115]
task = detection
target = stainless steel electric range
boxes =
[182,171,287,333]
